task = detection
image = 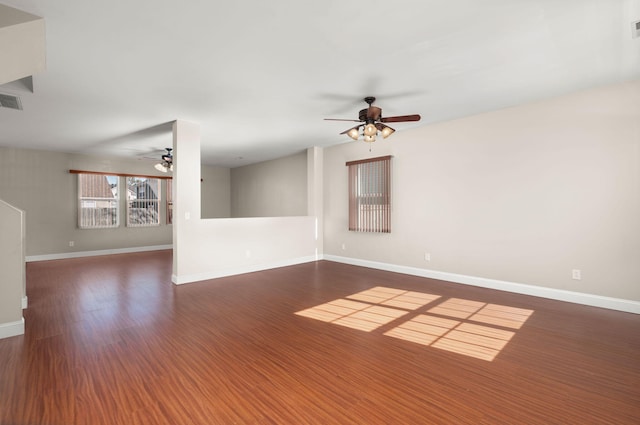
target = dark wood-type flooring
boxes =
[1,250,639,424]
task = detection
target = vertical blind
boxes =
[346,155,391,233]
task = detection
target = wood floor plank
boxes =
[0,251,639,424]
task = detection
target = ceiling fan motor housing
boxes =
[161,148,173,162]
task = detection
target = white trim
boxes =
[25,244,173,262]
[22,296,28,309]
[172,255,318,285]
[0,318,24,339]
[324,255,640,315]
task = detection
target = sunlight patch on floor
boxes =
[333,305,409,332]
[469,304,534,329]
[347,286,441,310]
[384,314,459,346]
[295,298,409,332]
[385,317,516,361]
[295,286,534,361]
[295,299,371,323]
[427,298,485,319]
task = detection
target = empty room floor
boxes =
[1,250,639,424]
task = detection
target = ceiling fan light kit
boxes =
[325,96,420,144]
[378,124,395,138]
[154,162,172,173]
[346,127,360,140]
[364,123,377,137]
[154,148,173,173]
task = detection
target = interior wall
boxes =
[201,164,231,218]
[230,151,307,217]
[323,79,640,302]
[0,147,173,256]
[0,4,46,85]
[0,199,24,336]
[172,121,318,284]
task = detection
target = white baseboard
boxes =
[26,244,173,262]
[172,255,318,285]
[22,296,28,309]
[323,255,640,315]
[0,318,24,339]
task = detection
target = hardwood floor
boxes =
[1,250,639,424]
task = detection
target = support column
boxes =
[307,147,324,259]
[171,120,201,283]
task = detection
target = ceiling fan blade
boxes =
[324,118,362,122]
[380,114,421,123]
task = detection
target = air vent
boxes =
[633,20,640,39]
[0,93,23,110]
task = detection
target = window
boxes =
[126,176,160,226]
[73,170,172,229]
[166,178,173,224]
[78,173,119,229]
[346,155,391,233]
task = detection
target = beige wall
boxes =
[0,147,173,256]
[0,4,46,85]
[230,151,307,217]
[0,199,24,335]
[323,79,640,302]
[201,164,231,218]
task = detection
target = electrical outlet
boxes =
[572,269,581,280]
[341,243,346,250]
[424,252,431,261]
[69,241,74,247]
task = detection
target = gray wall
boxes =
[230,151,307,217]
[201,164,231,218]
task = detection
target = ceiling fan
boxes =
[154,148,173,173]
[324,96,421,143]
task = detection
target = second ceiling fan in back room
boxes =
[154,148,173,173]
[325,96,421,144]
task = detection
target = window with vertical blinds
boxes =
[346,155,391,233]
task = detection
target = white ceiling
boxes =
[1,0,639,167]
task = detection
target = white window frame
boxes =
[78,173,120,229]
[126,176,161,227]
